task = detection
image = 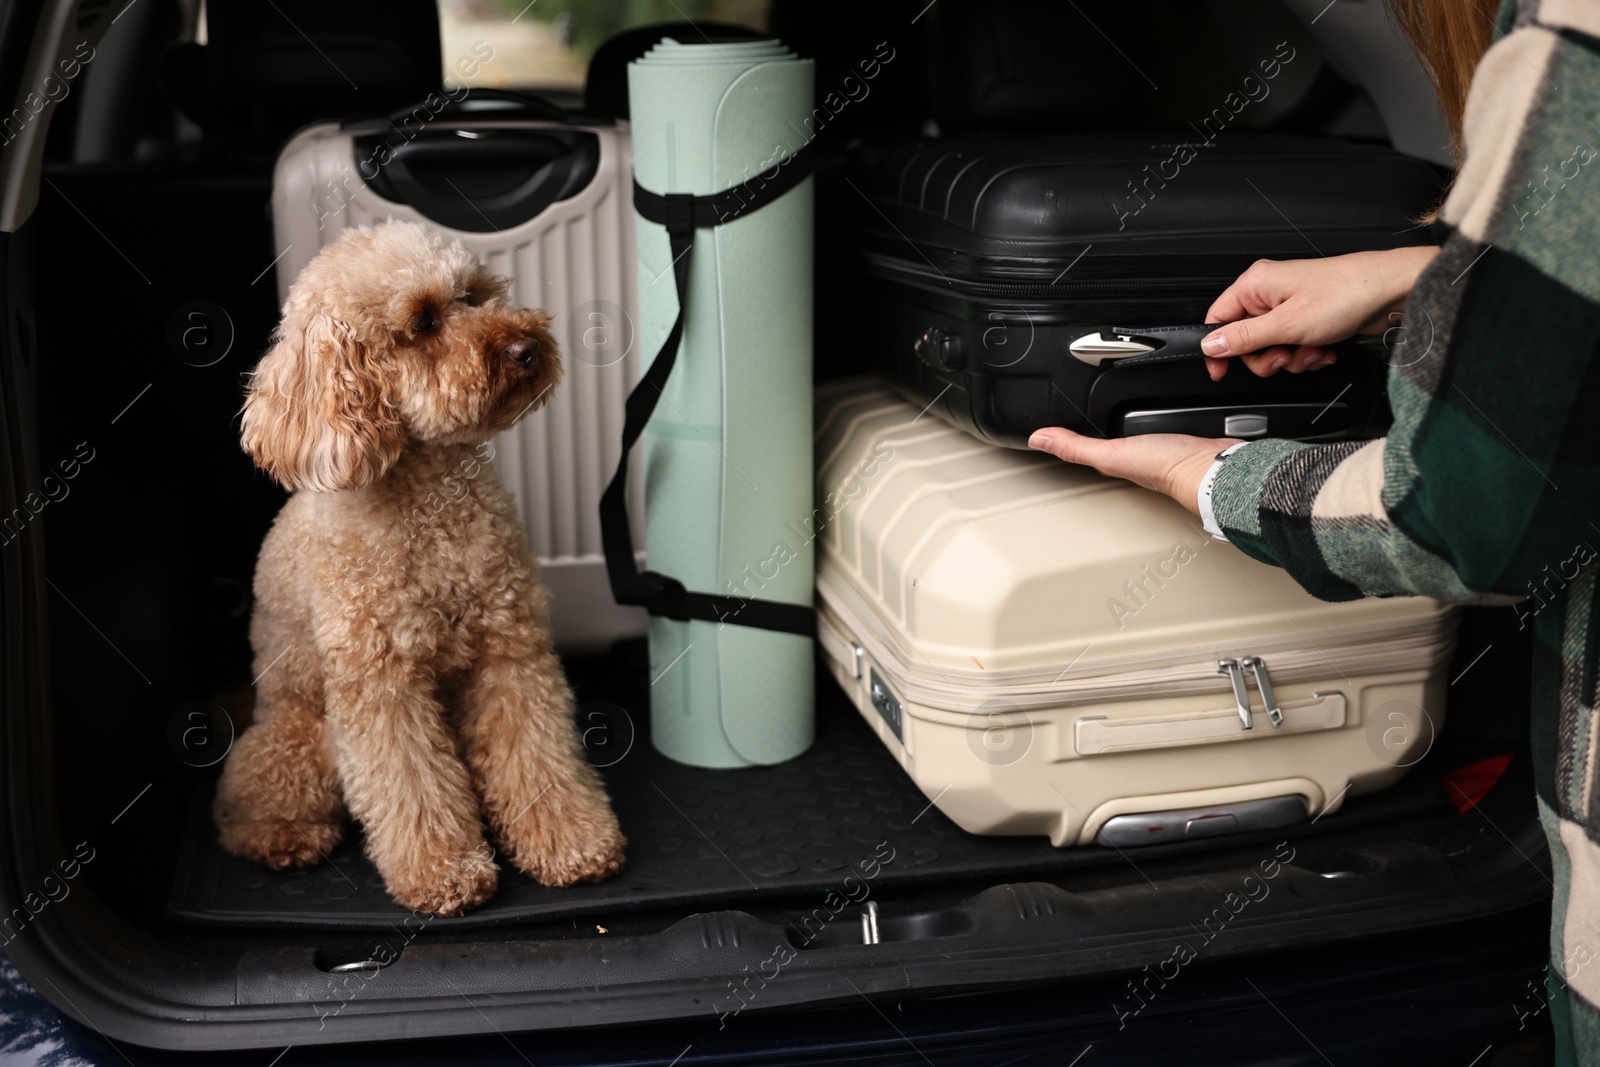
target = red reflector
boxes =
[1439,753,1513,814]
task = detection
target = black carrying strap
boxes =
[600,143,816,637]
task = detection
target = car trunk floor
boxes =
[165,659,1455,932]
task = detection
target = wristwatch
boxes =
[1198,442,1251,542]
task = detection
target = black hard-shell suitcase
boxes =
[849,133,1444,446]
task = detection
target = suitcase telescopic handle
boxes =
[384,87,595,126]
[1068,324,1219,368]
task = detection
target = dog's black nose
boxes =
[503,337,541,368]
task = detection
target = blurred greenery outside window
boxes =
[440,0,771,92]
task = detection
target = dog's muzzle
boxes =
[502,337,541,369]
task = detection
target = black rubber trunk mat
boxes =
[166,674,1451,932]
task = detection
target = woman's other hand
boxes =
[1199,246,1439,380]
[1026,428,1236,516]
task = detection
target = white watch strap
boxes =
[1199,442,1251,542]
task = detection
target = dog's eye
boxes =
[462,291,482,307]
[413,306,437,333]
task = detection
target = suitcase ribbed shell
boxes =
[815,379,1457,846]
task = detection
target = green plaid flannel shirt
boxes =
[1210,1,1600,1059]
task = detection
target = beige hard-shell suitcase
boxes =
[814,379,1458,847]
[270,115,644,652]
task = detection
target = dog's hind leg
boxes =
[459,631,626,888]
[214,639,346,869]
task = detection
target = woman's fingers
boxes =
[1027,429,1161,493]
[1206,342,1340,381]
[1284,345,1338,373]
[1200,249,1432,380]
[1202,254,1399,361]
[1204,283,1251,328]
[1199,304,1301,360]
[1223,343,1341,378]
[1027,427,1234,511]
[1204,258,1284,325]
[1027,427,1122,478]
[1240,346,1294,376]
[1283,347,1318,373]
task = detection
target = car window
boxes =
[437,0,771,92]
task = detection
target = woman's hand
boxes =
[1199,246,1439,380]
[1027,428,1237,516]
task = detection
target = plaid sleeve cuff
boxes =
[1207,438,1318,567]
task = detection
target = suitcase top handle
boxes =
[355,128,602,233]
[599,142,818,638]
[382,87,607,128]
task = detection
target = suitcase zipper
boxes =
[817,574,1456,716]
[1241,656,1284,727]
[889,635,1448,713]
[1217,657,1256,730]
[860,251,1233,300]
[1217,656,1284,730]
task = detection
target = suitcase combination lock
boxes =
[869,669,905,741]
[1217,656,1284,731]
[914,327,963,371]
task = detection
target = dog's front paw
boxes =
[498,785,626,887]
[530,819,626,887]
[218,816,344,870]
[385,847,500,917]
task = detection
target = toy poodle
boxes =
[214,220,625,916]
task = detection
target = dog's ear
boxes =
[240,312,405,492]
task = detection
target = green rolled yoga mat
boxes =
[628,40,816,768]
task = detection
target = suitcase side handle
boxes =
[1068,324,1219,367]
[1075,324,1382,370]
